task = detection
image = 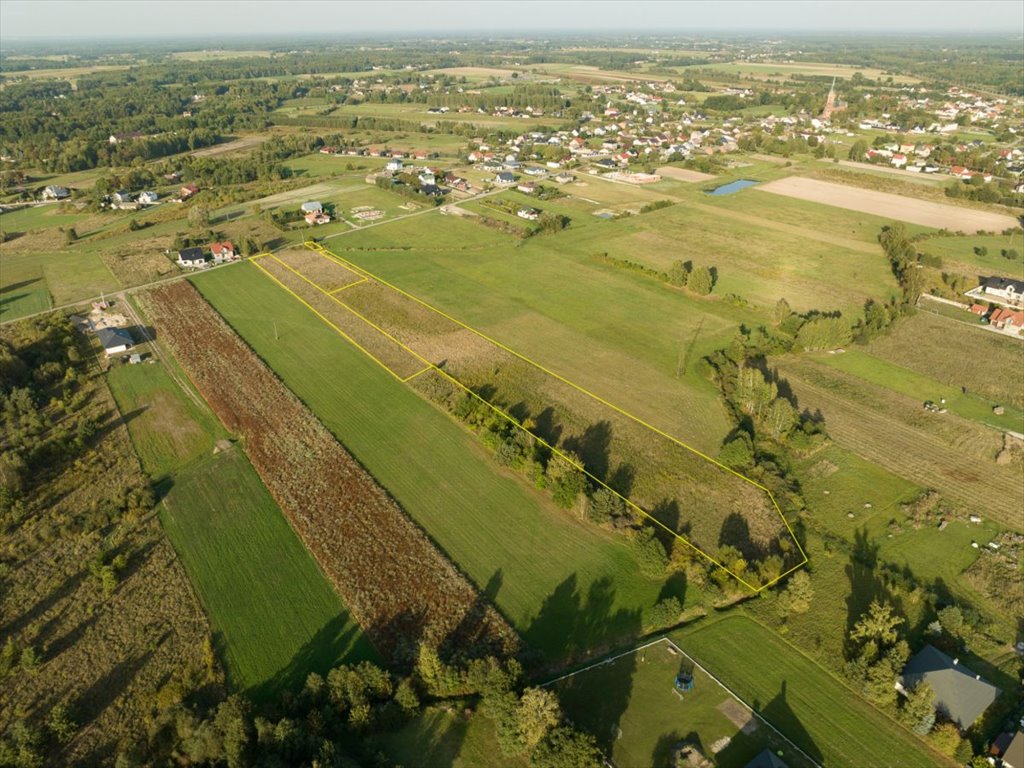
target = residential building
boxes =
[42,185,70,201]
[96,327,133,356]
[180,183,199,199]
[1002,731,1024,768]
[305,211,331,225]
[210,241,236,262]
[899,645,999,730]
[177,247,208,268]
[301,201,324,214]
[138,191,159,205]
[495,171,516,185]
[966,276,1024,308]
[517,207,539,221]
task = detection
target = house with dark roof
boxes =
[743,749,789,768]
[899,645,999,730]
[966,276,1024,308]
[177,247,208,268]
[1002,731,1024,768]
[96,327,133,356]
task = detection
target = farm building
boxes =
[899,645,999,730]
[301,201,323,214]
[96,327,134,356]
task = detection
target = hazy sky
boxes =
[2,0,1022,41]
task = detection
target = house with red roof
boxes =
[210,241,236,262]
[989,307,1024,333]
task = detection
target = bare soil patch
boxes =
[718,699,760,735]
[757,176,1018,233]
[657,166,716,183]
[190,135,267,157]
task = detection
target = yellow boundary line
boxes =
[258,244,808,591]
[328,277,368,294]
[251,257,412,383]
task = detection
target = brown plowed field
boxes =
[758,176,1019,233]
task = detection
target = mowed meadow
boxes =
[193,264,677,663]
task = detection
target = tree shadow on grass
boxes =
[563,420,614,482]
[247,613,373,705]
[752,680,824,766]
[524,574,643,671]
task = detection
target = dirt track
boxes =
[758,176,1019,233]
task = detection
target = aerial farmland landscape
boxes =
[0,1,1022,766]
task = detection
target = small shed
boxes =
[97,327,133,356]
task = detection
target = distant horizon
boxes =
[1,0,1022,44]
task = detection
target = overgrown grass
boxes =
[159,447,377,698]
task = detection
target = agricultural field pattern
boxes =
[1,10,1023,768]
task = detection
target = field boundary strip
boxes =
[542,635,824,768]
[254,242,808,591]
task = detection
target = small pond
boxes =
[705,179,760,196]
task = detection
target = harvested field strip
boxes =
[271,243,806,591]
[138,281,519,662]
[253,255,426,380]
[776,361,1023,527]
[274,247,366,291]
[757,177,1018,233]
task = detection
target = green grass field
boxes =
[106,358,226,480]
[159,447,377,698]
[676,616,949,768]
[0,248,120,319]
[0,204,92,232]
[866,311,1024,410]
[193,263,680,663]
[812,348,1024,433]
[917,232,1024,279]
[554,639,801,768]
[327,213,740,454]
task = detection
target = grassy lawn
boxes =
[812,348,1024,433]
[866,311,1024,410]
[193,263,678,663]
[676,616,949,768]
[0,249,120,319]
[105,358,226,480]
[553,639,805,768]
[159,447,377,699]
[0,204,92,232]
[917,232,1024,279]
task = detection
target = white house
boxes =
[965,276,1024,308]
[42,185,70,201]
[96,327,133,356]
[386,158,404,172]
[138,191,159,205]
[517,207,540,221]
[177,247,208,268]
